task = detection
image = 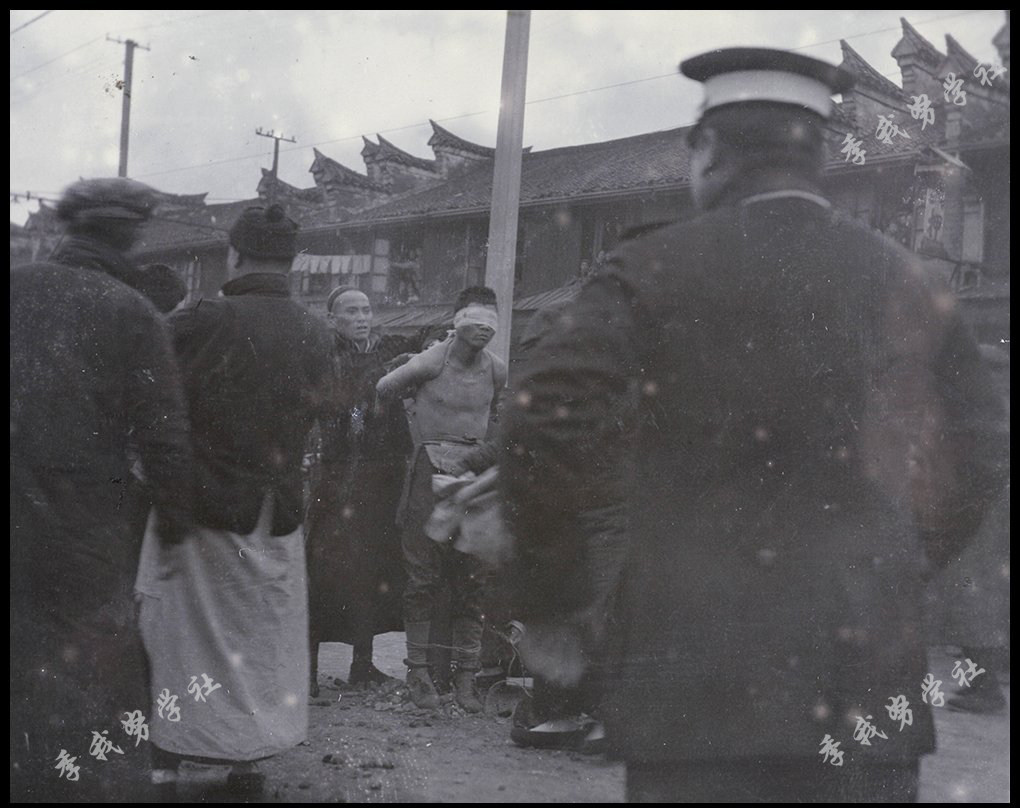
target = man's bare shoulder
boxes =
[483,348,508,389]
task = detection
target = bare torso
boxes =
[411,347,495,443]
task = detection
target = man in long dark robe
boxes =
[305,285,417,690]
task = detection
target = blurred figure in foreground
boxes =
[11,178,193,801]
[502,48,1006,803]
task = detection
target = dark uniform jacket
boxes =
[501,188,1006,764]
[169,272,333,536]
[10,237,193,796]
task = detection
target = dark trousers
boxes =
[626,759,919,803]
[401,451,486,625]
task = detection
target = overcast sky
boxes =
[9,9,1008,224]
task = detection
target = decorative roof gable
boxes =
[840,39,904,99]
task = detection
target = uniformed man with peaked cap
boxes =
[501,48,1006,802]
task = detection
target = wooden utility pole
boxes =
[108,36,150,177]
[483,10,530,366]
[256,127,297,202]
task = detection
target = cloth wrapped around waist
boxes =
[422,439,482,475]
[425,466,512,566]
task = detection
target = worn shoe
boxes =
[349,661,394,687]
[406,666,441,709]
[453,669,483,713]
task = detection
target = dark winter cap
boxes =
[229,204,298,259]
[56,177,157,223]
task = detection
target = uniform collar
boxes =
[714,171,828,211]
[220,272,290,298]
[740,190,831,209]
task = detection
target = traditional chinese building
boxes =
[15,14,1008,352]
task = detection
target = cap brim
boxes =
[680,47,854,95]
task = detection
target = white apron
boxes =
[135,495,309,760]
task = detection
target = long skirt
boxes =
[135,496,309,760]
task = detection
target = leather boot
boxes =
[406,665,440,709]
[404,620,440,708]
[453,668,483,713]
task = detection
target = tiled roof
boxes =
[151,189,208,209]
[892,18,945,67]
[371,283,583,330]
[943,34,980,74]
[134,198,252,252]
[311,148,387,193]
[827,95,941,163]
[363,134,438,173]
[330,126,696,226]
[257,169,324,203]
[428,119,495,158]
[336,113,946,227]
[135,195,357,253]
[840,40,904,99]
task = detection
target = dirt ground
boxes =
[172,634,623,803]
[169,637,1008,804]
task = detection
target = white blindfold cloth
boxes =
[454,305,498,331]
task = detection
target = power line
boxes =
[10,54,109,98]
[26,10,1004,184]
[134,11,1000,180]
[10,35,103,81]
[789,10,987,53]
[10,10,54,35]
